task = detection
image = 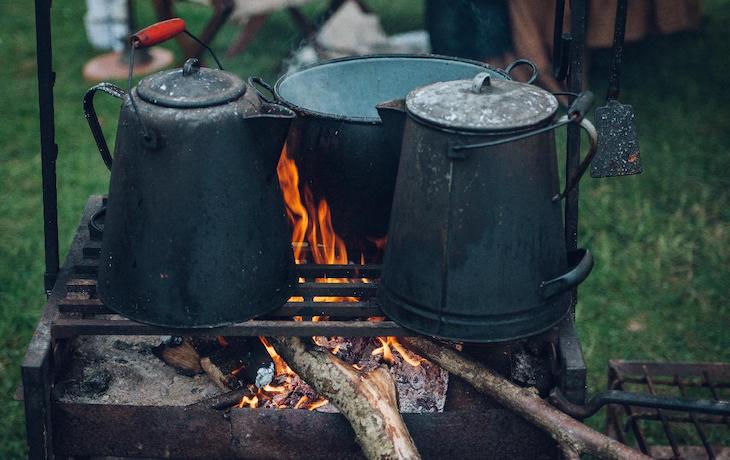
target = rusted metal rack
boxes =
[55,196,409,338]
[23,195,589,459]
[606,360,730,459]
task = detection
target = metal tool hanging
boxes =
[591,0,643,178]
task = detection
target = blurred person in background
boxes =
[85,0,129,52]
[426,0,703,92]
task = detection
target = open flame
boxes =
[236,146,416,411]
[237,336,329,410]
[372,337,423,367]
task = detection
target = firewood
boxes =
[200,357,231,392]
[272,337,421,460]
[400,337,650,460]
[188,388,249,410]
[152,338,203,376]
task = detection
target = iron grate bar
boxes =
[613,367,652,455]
[642,365,683,459]
[76,254,383,280]
[58,298,384,318]
[704,372,730,430]
[62,277,379,298]
[607,361,730,459]
[54,231,399,338]
[51,318,410,339]
[675,374,716,459]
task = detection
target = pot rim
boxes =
[407,109,557,136]
[273,53,509,125]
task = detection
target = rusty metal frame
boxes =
[54,196,409,338]
[22,196,589,458]
[606,360,730,459]
[50,399,557,459]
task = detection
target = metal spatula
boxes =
[591,0,642,178]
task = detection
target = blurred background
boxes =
[1,0,729,457]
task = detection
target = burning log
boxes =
[272,337,421,460]
[400,337,650,460]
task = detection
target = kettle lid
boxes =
[406,73,558,132]
[136,58,246,108]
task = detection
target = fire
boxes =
[372,337,423,367]
[237,147,416,411]
[262,384,286,393]
[276,145,347,267]
[237,336,329,410]
[259,336,293,376]
[238,395,258,409]
[294,395,309,409]
[276,146,308,263]
[307,399,329,411]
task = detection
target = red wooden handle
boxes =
[132,18,186,48]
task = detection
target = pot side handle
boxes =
[539,249,594,299]
[552,116,598,201]
[83,83,127,171]
[503,59,539,84]
[248,77,279,104]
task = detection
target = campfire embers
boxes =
[232,336,329,411]
[141,329,447,414]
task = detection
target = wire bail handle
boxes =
[126,18,224,146]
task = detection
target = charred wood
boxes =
[152,337,203,376]
[272,337,421,460]
[188,388,249,410]
[401,337,650,460]
[200,357,230,392]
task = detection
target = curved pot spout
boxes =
[376,99,407,145]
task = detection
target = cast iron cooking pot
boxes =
[250,55,536,241]
[376,73,597,342]
[83,54,297,328]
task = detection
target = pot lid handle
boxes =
[471,73,492,94]
[182,58,201,76]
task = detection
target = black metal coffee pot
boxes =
[83,49,296,327]
[376,73,597,342]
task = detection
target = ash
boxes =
[54,335,221,406]
[317,337,448,413]
[55,335,447,413]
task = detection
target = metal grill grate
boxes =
[51,196,409,339]
[606,360,730,459]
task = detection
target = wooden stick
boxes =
[400,337,650,460]
[272,337,421,460]
[188,388,248,410]
[200,357,230,392]
[152,339,202,376]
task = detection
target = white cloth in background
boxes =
[188,0,312,22]
[286,1,429,72]
[84,0,129,51]
[230,0,312,21]
[316,0,388,54]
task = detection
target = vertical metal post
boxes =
[35,0,60,294]
[22,350,55,460]
[565,0,587,316]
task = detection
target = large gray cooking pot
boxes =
[250,55,534,242]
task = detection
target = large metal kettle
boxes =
[376,73,597,342]
[83,20,296,328]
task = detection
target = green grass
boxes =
[1,0,729,457]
